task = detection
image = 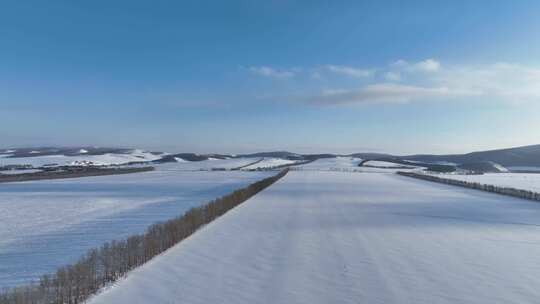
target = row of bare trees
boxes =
[398,171,540,202]
[0,169,288,304]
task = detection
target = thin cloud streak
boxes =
[247,66,297,78]
[325,65,374,77]
[308,84,453,105]
[247,60,540,106]
[392,58,441,72]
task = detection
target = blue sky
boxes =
[2,0,540,154]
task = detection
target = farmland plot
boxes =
[90,170,540,304]
[430,172,540,193]
[0,164,271,288]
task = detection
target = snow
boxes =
[432,172,540,193]
[0,169,42,175]
[0,164,272,288]
[241,157,296,170]
[79,149,88,154]
[295,157,362,171]
[492,162,509,172]
[508,166,540,172]
[294,157,422,173]
[406,160,458,166]
[362,160,417,168]
[0,150,161,168]
[89,170,540,304]
[172,158,260,171]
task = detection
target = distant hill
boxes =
[236,151,304,160]
[349,152,393,160]
[155,153,231,163]
[3,144,540,173]
[456,161,508,173]
[0,147,163,169]
[400,144,540,168]
[0,147,135,158]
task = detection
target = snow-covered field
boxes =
[0,150,161,168]
[406,160,458,166]
[241,157,296,170]
[172,157,259,171]
[0,164,272,288]
[90,170,540,304]
[0,169,43,175]
[295,157,422,173]
[432,172,540,193]
[295,157,362,171]
[508,166,540,172]
[362,160,417,168]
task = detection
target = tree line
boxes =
[0,166,154,184]
[0,169,288,304]
[397,171,540,202]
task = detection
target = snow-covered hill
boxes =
[5,143,540,174]
[295,156,362,171]
[240,157,297,170]
[0,149,162,169]
[159,158,260,171]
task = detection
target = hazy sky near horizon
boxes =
[2,0,540,154]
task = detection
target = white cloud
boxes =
[392,58,440,72]
[432,63,540,102]
[308,84,452,105]
[248,66,296,78]
[391,59,409,67]
[249,60,540,106]
[384,72,401,81]
[415,59,440,72]
[325,65,374,77]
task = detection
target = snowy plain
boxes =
[294,157,422,173]
[0,163,272,288]
[240,157,297,170]
[508,166,540,172]
[432,172,540,193]
[0,169,43,175]
[171,157,259,171]
[0,150,161,168]
[89,170,540,304]
[362,160,418,168]
[294,156,363,171]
